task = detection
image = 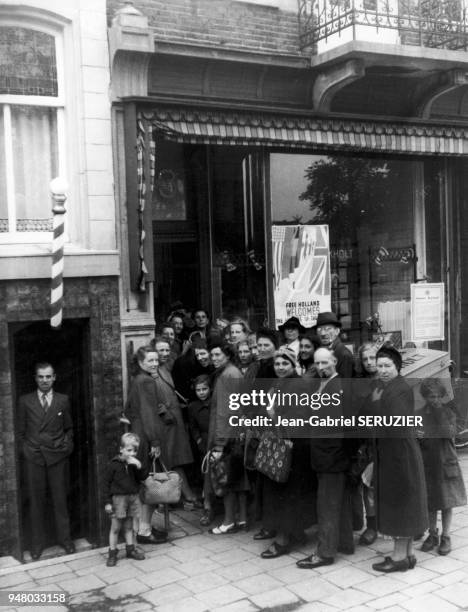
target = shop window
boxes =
[270,152,441,349]
[0,25,64,241]
[211,147,267,327]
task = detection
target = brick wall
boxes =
[108,0,302,56]
[0,276,122,558]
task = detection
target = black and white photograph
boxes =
[1,0,468,610]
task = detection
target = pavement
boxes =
[1,450,468,612]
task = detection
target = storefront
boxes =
[109,0,468,379]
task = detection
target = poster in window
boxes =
[272,224,331,328]
[410,283,445,342]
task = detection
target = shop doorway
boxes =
[10,319,97,555]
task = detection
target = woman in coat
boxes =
[260,347,316,558]
[207,342,249,534]
[124,346,169,545]
[370,345,428,572]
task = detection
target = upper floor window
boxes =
[0,25,64,240]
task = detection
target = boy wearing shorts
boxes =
[103,433,147,566]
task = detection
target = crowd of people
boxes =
[107,307,467,571]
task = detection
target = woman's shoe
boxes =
[209,523,238,535]
[199,509,215,527]
[421,530,439,552]
[236,521,249,532]
[260,541,290,559]
[372,556,409,573]
[407,555,417,569]
[438,535,451,556]
[253,528,276,540]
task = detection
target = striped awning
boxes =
[140,108,468,156]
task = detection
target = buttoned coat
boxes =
[17,392,73,466]
[373,375,428,537]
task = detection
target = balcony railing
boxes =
[298,0,468,52]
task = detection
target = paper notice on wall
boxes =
[410,283,445,341]
[272,225,331,328]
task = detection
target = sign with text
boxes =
[272,224,331,328]
[410,282,445,341]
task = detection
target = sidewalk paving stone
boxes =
[233,572,284,596]
[181,571,229,594]
[216,560,263,581]
[36,573,76,586]
[102,577,148,599]
[212,600,258,612]
[210,548,256,567]
[323,566,372,589]
[355,576,411,597]
[55,573,106,594]
[400,593,461,612]
[436,582,468,608]
[297,604,341,612]
[418,555,466,573]
[321,587,375,609]
[249,586,300,609]
[400,582,438,598]
[194,584,246,608]
[364,591,407,610]
[176,557,221,577]
[141,583,192,607]
[139,566,187,589]
[432,568,468,585]
[156,596,209,612]
[267,563,316,585]
[289,576,341,602]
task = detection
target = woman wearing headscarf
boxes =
[207,342,249,534]
[259,347,316,558]
[370,345,428,572]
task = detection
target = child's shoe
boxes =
[126,544,145,560]
[106,548,118,567]
[421,529,439,552]
[438,535,451,556]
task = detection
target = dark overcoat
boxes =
[374,375,428,537]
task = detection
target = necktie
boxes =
[41,393,49,412]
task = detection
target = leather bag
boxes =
[141,458,182,505]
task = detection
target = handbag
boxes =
[254,432,293,483]
[201,451,228,497]
[141,458,182,505]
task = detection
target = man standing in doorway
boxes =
[17,362,75,560]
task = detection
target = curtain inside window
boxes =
[12,105,58,229]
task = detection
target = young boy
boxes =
[103,433,147,566]
[187,375,213,525]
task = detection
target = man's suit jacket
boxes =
[17,392,73,466]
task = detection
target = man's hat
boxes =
[315,311,342,329]
[278,316,306,334]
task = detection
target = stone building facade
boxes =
[0,0,122,559]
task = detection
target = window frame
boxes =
[0,20,66,244]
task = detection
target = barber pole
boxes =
[50,178,68,329]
